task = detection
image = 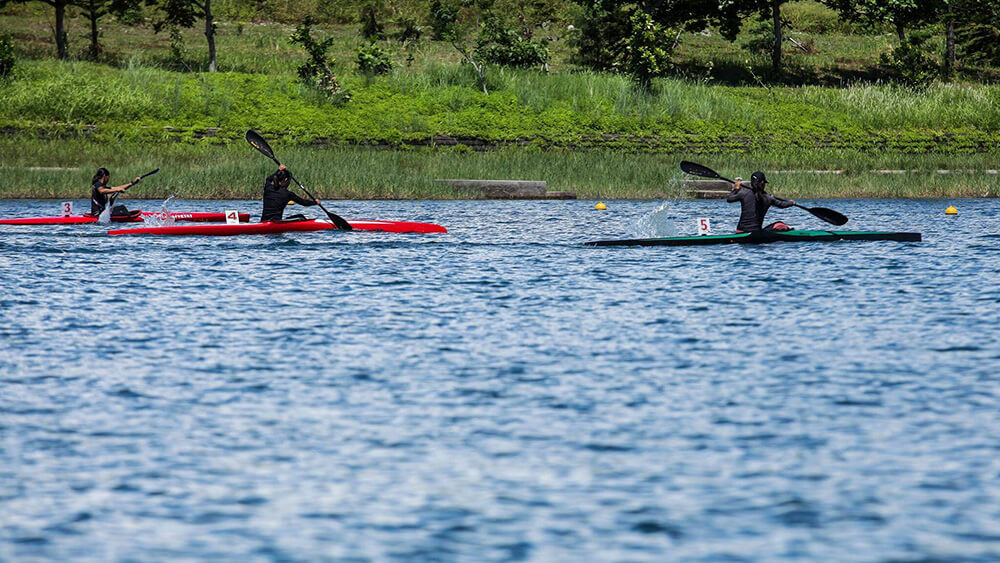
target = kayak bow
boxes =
[108,218,447,236]
[585,230,921,247]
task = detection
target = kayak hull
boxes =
[585,230,922,247]
[0,212,250,225]
[108,219,447,236]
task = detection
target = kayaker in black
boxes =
[726,171,794,232]
[90,167,140,217]
[261,165,319,222]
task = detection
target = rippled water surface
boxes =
[2,198,999,561]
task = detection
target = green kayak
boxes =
[585,230,922,247]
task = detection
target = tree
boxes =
[571,1,736,79]
[153,0,218,71]
[289,17,349,102]
[0,0,72,59]
[0,0,139,60]
[822,0,944,42]
[429,0,491,93]
[705,0,792,75]
[80,0,141,60]
[956,0,1000,67]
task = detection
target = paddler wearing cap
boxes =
[726,171,795,233]
[261,165,320,222]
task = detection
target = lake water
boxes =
[1,198,998,561]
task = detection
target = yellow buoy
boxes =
[945,206,958,215]
[595,202,607,210]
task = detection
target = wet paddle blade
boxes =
[245,130,278,164]
[680,161,723,180]
[806,206,849,226]
[324,210,354,231]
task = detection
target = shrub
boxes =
[290,17,350,103]
[622,10,671,90]
[359,1,385,40]
[879,32,938,87]
[0,35,14,78]
[476,14,549,69]
[357,42,393,75]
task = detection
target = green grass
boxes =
[1,140,996,199]
[3,59,999,153]
[1,3,997,200]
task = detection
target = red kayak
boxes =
[0,212,250,225]
[108,218,447,236]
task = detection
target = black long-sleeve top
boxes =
[726,187,794,232]
[261,172,316,222]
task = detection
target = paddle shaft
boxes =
[103,168,159,220]
[680,160,847,226]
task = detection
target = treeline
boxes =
[2,0,999,87]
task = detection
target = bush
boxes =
[290,18,350,103]
[879,32,938,87]
[0,35,14,78]
[476,14,549,69]
[357,42,393,75]
[428,0,458,40]
[569,1,629,72]
[359,1,385,40]
[622,10,671,89]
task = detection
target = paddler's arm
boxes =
[726,179,745,202]
[98,177,141,194]
[771,195,795,208]
[288,191,318,207]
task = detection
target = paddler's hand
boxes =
[732,179,742,191]
[313,198,321,205]
[278,165,287,171]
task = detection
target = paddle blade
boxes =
[680,160,722,180]
[807,206,848,226]
[325,211,354,231]
[140,168,160,179]
[245,130,278,163]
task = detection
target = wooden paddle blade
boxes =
[680,160,722,179]
[808,206,848,226]
[245,130,278,163]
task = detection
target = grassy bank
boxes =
[3,60,1000,153]
[1,140,996,199]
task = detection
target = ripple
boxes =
[1,198,998,560]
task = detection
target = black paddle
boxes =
[245,130,353,231]
[680,160,848,226]
[100,168,160,223]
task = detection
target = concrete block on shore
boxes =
[435,179,575,199]
[683,180,730,199]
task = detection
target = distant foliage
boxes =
[428,0,459,40]
[569,1,630,72]
[879,31,938,87]
[0,35,14,78]
[742,16,776,55]
[622,10,672,89]
[357,42,394,75]
[360,1,386,40]
[957,0,1000,67]
[290,18,351,103]
[167,26,189,69]
[476,14,549,69]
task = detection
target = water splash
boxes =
[633,201,678,238]
[143,196,177,227]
